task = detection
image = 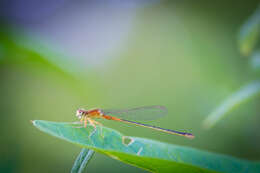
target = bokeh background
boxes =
[1,0,260,172]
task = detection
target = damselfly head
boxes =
[76,109,85,119]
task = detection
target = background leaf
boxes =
[33,120,260,173]
[71,149,95,173]
[250,50,260,70]
[238,5,260,56]
[203,81,260,129]
[0,28,80,79]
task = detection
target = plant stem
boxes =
[71,149,95,173]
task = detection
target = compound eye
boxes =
[76,110,83,117]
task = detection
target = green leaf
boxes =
[203,81,260,129]
[238,6,260,56]
[0,28,82,80]
[250,50,260,70]
[71,149,95,173]
[32,120,260,173]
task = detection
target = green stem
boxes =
[71,149,95,173]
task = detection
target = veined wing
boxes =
[101,105,168,121]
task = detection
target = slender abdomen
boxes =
[102,115,194,139]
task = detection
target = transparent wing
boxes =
[101,105,168,121]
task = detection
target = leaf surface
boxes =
[33,120,260,173]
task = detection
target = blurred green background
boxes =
[0,1,260,172]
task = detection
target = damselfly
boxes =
[76,105,194,139]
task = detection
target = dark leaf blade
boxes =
[32,120,260,173]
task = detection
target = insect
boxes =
[75,105,194,139]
